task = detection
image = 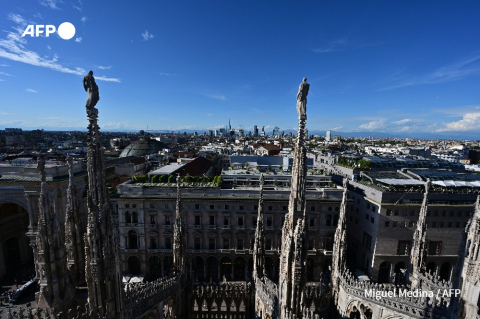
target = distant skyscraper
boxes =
[273,126,280,137]
[253,125,258,137]
[326,130,332,142]
[261,126,265,137]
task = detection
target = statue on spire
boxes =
[83,70,100,110]
[296,77,309,120]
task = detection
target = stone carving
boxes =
[83,70,99,110]
[296,77,309,120]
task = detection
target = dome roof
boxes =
[119,136,167,158]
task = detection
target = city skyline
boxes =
[1,1,480,138]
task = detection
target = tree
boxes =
[168,175,175,183]
[151,175,158,183]
[159,175,166,183]
[358,159,371,170]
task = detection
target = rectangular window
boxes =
[209,216,215,225]
[194,238,201,250]
[434,210,439,216]
[254,205,258,210]
[223,238,230,249]
[150,215,156,225]
[239,205,244,210]
[195,204,200,209]
[367,203,371,209]
[370,217,374,223]
[165,216,171,225]
[410,210,415,216]
[311,206,315,211]
[409,221,414,227]
[237,238,244,250]
[225,204,229,210]
[394,210,399,216]
[210,205,214,210]
[385,221,390,227]
[365,214,369,220]
[308,239,314,250]
[209,238,216,249]
[265,238,272,250]
[457,211,463,217]
[397,241,411,255]
[428,241,442,255]
[268,206,273,211]
[309,218,315,227]
[448,222,453,228]
[195,215,201,226]
[283,206,287,211]
[393,221,398,227]
[166,237,172,249]
[386,209,392,216]
[238,216,244,226]
[224,216,230,226]
[363,232,372,250]
[267,216,273,227]
[253,216,257,226]
[150,237,157,249]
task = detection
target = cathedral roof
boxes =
[119,136,167,158]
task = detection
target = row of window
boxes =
[397,241,442,255]
[386,209,470,217]
[125,213,339,227]
[385,221,467,228]
[123,203,339,212]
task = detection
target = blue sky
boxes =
[1,1,480,138]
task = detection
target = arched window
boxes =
[125,211,131,223]
[132,212,138,223]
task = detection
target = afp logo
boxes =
[22,22,76,40]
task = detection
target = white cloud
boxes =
[379,55,480,91]
[392,119,412,125]
[313,39,347,53]
[359,119,387,130]
[204,94,226,101]
[160,72,178,76]
[75,37,82,43]
[0,71,12,76]
[0,79,5,82]
[33,13,43,19]
[97,65,112,70]
[0,14,120,83]
[39,0,61,10]
[436,112,480,132]
[141,30,154,41]
[80,16,87,23]
[0,64,9,67]
[94,76,121,83]
[73,0,83,11]
[25,88,38,93]
[329,126,343,131]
